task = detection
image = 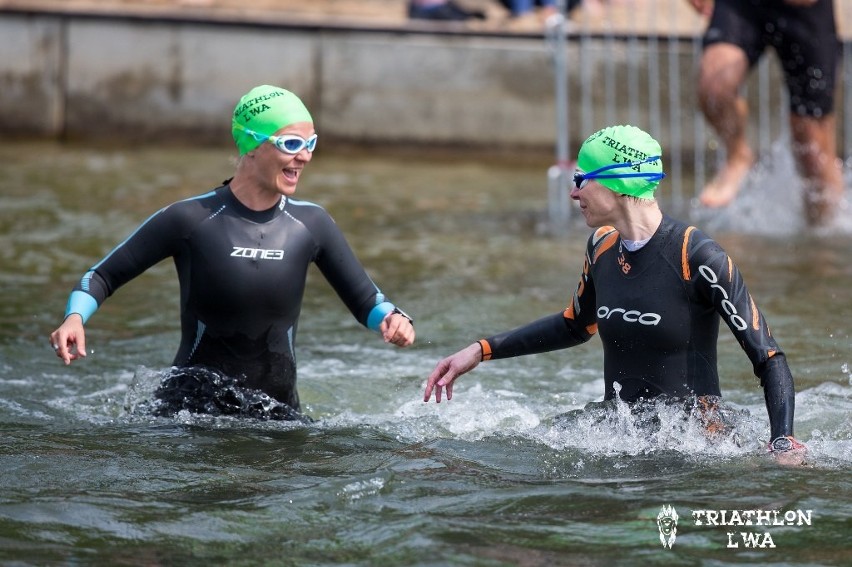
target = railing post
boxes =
[546,0,572,232]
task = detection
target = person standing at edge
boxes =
[49,84,415,420]
[688,0,845,226]
[424,125,806,465]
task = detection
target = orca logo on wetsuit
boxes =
[697,264,748,331]
[230,246,285,260]
[597,305,661,326]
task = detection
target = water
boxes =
[1,141,850,566]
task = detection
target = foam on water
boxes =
[41,349,852,468]
[333,381,851,469]
[380,384,758,462]
[56,359,837,469]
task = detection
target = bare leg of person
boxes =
[696,43,754,208]
[790,113,845,227]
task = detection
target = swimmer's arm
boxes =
[309,206,414,346]
[485,312,594,360]
[688,232,787,380]
[759,355,808,465]
[688,232,807,463]
[49,202,189,365]
[758,354,795,439]
[423,314,592,403]
[484,240,598,360]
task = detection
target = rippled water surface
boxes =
[1,142,850,566]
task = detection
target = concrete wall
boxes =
[1,10,848,160]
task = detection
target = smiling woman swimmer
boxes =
[424,124,807,466]
[49,84,415,421]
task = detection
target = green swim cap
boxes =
[232,85,313,155]
[577,125,664,199]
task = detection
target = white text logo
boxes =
[697,264,748,331]
[230,246,284,260]
[597,305,661,326]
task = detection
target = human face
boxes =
[250,121,316,197]
[570,171,622,227]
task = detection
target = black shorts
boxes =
[703,0,842,117]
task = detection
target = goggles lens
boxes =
[271,134,318,154]
[573,171,589,190]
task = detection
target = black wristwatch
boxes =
[391,307,414,326]
[769,436,794,452]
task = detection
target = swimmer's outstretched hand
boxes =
[424,342,482,403]
[769,436,808,467]
[380,312,415,347]
[48,314,87,365]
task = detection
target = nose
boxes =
[569,184,581,201]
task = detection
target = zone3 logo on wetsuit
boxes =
[230,246,285,260]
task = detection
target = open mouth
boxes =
[282,168,300,183]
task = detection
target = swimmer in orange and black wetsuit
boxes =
[425,124,807,465]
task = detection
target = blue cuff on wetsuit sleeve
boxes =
[366,301,395,332]
[65,290,99,325]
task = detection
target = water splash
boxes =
[689,139,852,236]
[537,394,759,459]
[123,366,312,423]
[72,364,852,468]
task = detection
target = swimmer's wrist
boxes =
[768,435,804,453]
[391,307,413,326]
[477,339,492,361]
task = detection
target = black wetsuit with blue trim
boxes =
[477,216,795,439]
[65,183,405,413]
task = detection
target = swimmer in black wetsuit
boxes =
[687,0,844,226]
[49,84,415,419]
[424,125,806,465]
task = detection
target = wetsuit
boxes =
[478,215,795,438]
[65,183,406,413]
[704,0,841,116]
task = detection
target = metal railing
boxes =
[545,0,851,225]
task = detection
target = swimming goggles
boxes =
[242,127,318,155]
[573,155,665,189]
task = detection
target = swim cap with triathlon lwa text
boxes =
[232,85,313,155]
[577,124,665,200]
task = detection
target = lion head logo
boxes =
[657,504,679,549]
